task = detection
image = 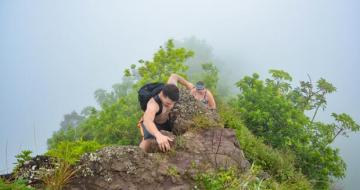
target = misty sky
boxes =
[1,0,359,189]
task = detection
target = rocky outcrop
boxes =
[65,128,249,190]
[170,88,221,135]
[1,155,55,189]
[64,89,249,190]
[11,89,250,190]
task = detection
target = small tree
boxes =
[125,39,194,87]
[233,70,358,189]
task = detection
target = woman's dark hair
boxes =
[162,84,179,101]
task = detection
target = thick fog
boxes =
[1,0,359,189]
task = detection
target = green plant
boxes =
[174,135,186,149]
[41,159,78,190]
[195,164,312,190]
[47,38,201,149]
[219,104,295,179]
[14,150,32,166]
[13,150,33,173]
[167,166,180,177]
[0,178,35,190]
[125,39,194,88]
[195,168,240,190]
[231,70,357,189]
[46,140,103,164]
[218,103,312,189]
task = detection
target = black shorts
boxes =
[141,120,172,140]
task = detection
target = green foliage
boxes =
[41,159,77,190]
[46,39,357,190]
[234,72,309,148]
[125,39,194,87]
[59,111,85,130]
[167,166,180,177]
[46,140,103,164]
[218,104,313,189]
[48,38,197,149]
[0,179,35,190]
[269,69,292,81]
[47,126,79,150]
[231,70,358,189]
[174,135,186,149]
[195,168,241,190]
[195,164,312,190]
[14,150,32,168]
[290,76,336,122]
[330,113,360,141]
[191,114,223,129]
[48,93,142,148]
[94,77,134,108]
[79,93,142,145]
[219,105,302,180]
[13,150,33,174]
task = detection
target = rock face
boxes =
[170,89,221,135]
[65,128,249,190]
[64,89,249,190]
[9,155,55,189]
[1,155,69,189]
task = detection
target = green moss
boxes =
[167,166,180,177]
[174,135,186,150]
[191,114,223,129]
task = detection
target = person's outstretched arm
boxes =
[206,90,216,109]
[167,74,194,90]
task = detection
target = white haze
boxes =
[1,0,359,189]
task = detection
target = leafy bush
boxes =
[13,150,33,173]
[219,104,308,180]
[46,140,104,164]
[230,70,358,189]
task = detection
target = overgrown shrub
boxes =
[46,140,104,164]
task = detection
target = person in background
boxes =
[167,74,216,109]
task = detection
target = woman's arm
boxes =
[167,74,194,90]
[206,90,216,109]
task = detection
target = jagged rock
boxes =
[0,173,13,181]
[3,155,57,189]
[144,130,176,153]
[170,88,221,135]
[64,128,249,190]
[64,90,250,189]
[13,88,250,189]
[13,155,54,185]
